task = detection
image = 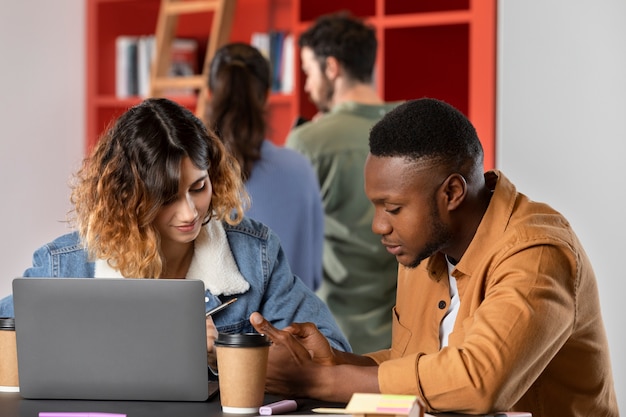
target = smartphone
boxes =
[205,297,237,317]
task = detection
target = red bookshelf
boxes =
[86,0,496,168]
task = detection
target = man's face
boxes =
[364,154,453,268]
[300,46,334,113]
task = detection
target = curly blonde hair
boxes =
[70,98,248,278]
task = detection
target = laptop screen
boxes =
[13,277,210,401]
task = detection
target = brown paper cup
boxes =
[0,318,19,392]
[215,333,271,414]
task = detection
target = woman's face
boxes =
[154,157,212,246]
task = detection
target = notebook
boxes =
[12,277,216,401]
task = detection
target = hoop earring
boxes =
[202,204,214,226]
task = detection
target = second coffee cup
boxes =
[0,317,19,392]
[215,332,271,414]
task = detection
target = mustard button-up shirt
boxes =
[366,171,618,417]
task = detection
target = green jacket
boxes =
[286,101,402,353]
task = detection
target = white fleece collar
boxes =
[94,220,250,296]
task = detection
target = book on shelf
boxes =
[137,35,155,97]
[280,33,294,94]
[251,32,271,60]
[116,36,139,98]
[166,38,199,96]
[116,35,199,98]
[250,31,294,94]
[269,31,285,92]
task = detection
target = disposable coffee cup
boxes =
[215,333,271,414]
[0,318,19,392]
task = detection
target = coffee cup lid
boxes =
[0,317,15,330]
[214,332,271,347]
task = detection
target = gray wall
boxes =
[0,2,84,289]
[0,0,622,411]
[497,0,625,411]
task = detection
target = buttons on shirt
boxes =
[438,300,447,309]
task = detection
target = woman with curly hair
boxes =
[0,98,350,361]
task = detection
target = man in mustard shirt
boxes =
[251,98,619,416]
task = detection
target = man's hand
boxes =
[271,318,337,365]
[249,312,325,397]
[249,312,380,402]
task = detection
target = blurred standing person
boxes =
[206,42,324,291]
[285,12,401,353]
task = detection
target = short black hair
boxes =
[369,98,484,173]
[299,11,376,83]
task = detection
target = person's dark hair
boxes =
[71,98,247,278]
[299,11,376,84]
[369,98,484,175]
[206,42,270,180]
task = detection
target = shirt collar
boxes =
[454,170,517,277]
[426,170,516,280]
[94,220,250,296]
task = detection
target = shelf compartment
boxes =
[299,0,375,22]
[384,0,469,16]
[383,24,469,116]
[87,0,495,164]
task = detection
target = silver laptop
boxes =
[12,277,214,401]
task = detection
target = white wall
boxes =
[0,0,622,411]
[0,1,85,294]
[498,0,625,411]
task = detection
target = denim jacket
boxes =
[0,217,351,352]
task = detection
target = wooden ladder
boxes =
[149,0,237,119]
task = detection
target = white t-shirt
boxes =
[440,256,461,348]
